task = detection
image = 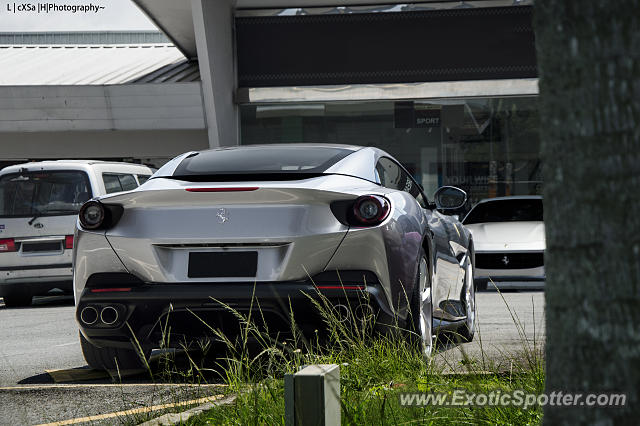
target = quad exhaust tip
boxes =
[332,304,376,323]
[355,304,375,322]
[80,306,98,325]
[100,306,119,325]
[332,304,350,322]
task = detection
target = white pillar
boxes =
[191,0,238,148]
[285,364,341,426]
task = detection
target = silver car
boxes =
[73,145,476,370]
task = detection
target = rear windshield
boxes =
[463,198,543,224]
[0,170,92,217]
[171,146,353,178]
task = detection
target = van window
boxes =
[103,173,138,194]
[0,171,92,217]
[136,174,151,184]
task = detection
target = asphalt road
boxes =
[0,290,545,425]
[433,289,546,372]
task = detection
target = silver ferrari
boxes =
[73,144,476,370]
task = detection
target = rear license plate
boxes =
[188,251,258,278]
[22,242,62,252]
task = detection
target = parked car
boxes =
[0,160,154,307]
[462,196,545,290]
[73,144,476,371]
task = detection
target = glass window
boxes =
[136,174,151,184]
[240,96,541,215]
[463,198,543,224]
[376,157,427,207]
[173,146,353,177]
[0,171,92,217]
[103,173,139,194]
[376,157,403,189]
[119,174,138,191]
[103,174,123,194]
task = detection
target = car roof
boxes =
[154,144,393,183]
[0,160,152,175]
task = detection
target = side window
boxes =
[376,157,403,189]
[103,173,139,194]
[376,157,427,208]
[136,174,151,185]
[119,174,138,191]
[103,174,122,194]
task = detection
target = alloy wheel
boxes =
[464,259,476,334]
[418,256,433,358]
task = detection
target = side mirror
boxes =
[434,186,467,212]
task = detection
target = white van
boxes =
[0,160,154,307]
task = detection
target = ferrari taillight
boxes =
[65,235,74,250]
[330,195,391,227]
[0,238,16,253]
[78,201,123,231]
[352,195,390,226]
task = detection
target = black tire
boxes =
[409,248,433,357]
[79,332,149,372]
[2,292,32,307]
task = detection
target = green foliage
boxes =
[175,285,544,425]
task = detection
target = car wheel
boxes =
[2,292,32,308]
[459,256,476,342]
[79,332,149,373]
[410,250,433,358]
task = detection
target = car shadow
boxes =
[17,350,225,386]
[0,294,74,310]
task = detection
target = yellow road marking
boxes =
[35,394,226,426]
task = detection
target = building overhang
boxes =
[133,0,197,58]
[132,0,531,61]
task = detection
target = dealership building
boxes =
[0,0,540,205]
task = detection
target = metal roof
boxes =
[131,59,200,83]
[0,31,170,45]
[0,43,193,85]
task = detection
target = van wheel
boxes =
[79,332,149,373]
[3,292,32,307]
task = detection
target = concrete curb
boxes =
[138,394,236,426]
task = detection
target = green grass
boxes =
[182,335,544,425]
[187,372,543,425]
[163,286,546,425]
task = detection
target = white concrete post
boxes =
[285,364,341,426]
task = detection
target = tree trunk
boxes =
[534,1,640,424]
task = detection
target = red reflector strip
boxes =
[185,187,259,192]
[65,235,74,250]
[90,288,132,293]
[0,238,16,253]
[316,285,365,290]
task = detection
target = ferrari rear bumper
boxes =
[76,271,394,350]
